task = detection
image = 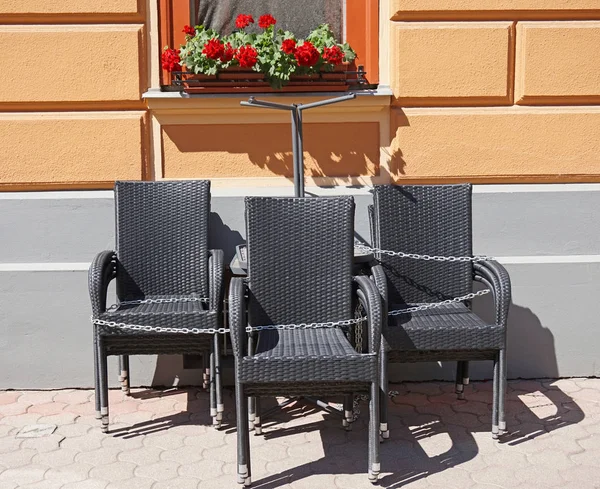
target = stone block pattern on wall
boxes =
[390,2,600,182]
[516,21,600,104]
[0,113,147,186]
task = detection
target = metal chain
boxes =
[354,243,494,263]
[92,290,490,335]
[107,297,209,312]
[388,289,490,316]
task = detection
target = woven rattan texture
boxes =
[388,349,497,363]
[243,382,371,396]
[386,303,505,351]
[245,197,354,326]
[255,328,358,357]
[239,329,377,383]
[104,336,212,355]
[372,184,473,305]
[115,181,210,300]
[97,297,218,333]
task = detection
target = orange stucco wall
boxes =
[1,1,599,189]
[390,1,600,182]
[0,2,148,190]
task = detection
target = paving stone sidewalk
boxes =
[1,379,599,489]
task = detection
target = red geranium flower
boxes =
[235,45,258,68]
[220,43,235,63]
[202,38,225,60]
[235,14,254,29]
[258,14,276,29]
[323,45,344,65]
[161,48,181,72]
[294,41,320,67]
[281,39,297,55]
[182,25,195,36]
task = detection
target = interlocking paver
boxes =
[105,477,154,489]
[76,447,122,466]
[33,447,79,467]
[143,432,185,450]
[178,459,224,480]
[21,434,65,453]
[152,478,200,489]
[18,480,63,489]
[63,480,108,489]
[0,379,599,488]
[118,445,163,466]
[17,392,56,405]
[514,464,565,487]
[1,448,38,468]
[44,462,93,484]
[134,460,181,481]
[0,465,48,485]
[89,461,137,482]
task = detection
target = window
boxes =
[158,0,378,88]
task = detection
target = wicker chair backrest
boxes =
[372,184,473,305]
[115,180,210,300]
[245,196,355,327]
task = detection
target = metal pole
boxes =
[296,108,305,198]
[242,93,357,198]
[290,105,302,197]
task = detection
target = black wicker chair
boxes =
[89,180,225,433]
[369,184,511,439]
[229,196,383,486]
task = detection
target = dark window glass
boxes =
[194,0,343,40]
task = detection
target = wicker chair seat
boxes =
[239,328,377,384]
[385,302,505,351]
[97,295,217,334]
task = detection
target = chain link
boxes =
[354,243,494,263]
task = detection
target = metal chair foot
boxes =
[101,415,109,433]
[95,410,102,420]
[492,425,499,440]
[368,464,380,483]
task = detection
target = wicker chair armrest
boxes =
[353,275,382,354]
[368,261,388,316]
[88,250,116,317]
[474,260,511,327]
[228,277,248,358]
[208,249,225,314]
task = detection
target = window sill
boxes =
[143,86,393,111]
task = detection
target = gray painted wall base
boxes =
[1,185,599,388]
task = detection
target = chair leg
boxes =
[210,347,218,427]
[492,353,500,439]
[98,337,109,433]
[247,334,256,431]
[254,397,262,435]
[120,355,130,395]
[93,327,101,420]
[498,349,507,435]
[380,348,389,440]
[456,361,467,400]
[202,350,210,391]
[214,334,224,427]
[235,379,251,486]
[343,394,353,431]
[368,380,380,483]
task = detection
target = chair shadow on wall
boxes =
[163,122,381,183]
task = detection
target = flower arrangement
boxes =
[161,14,356,89]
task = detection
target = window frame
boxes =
[158,0,379,89]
